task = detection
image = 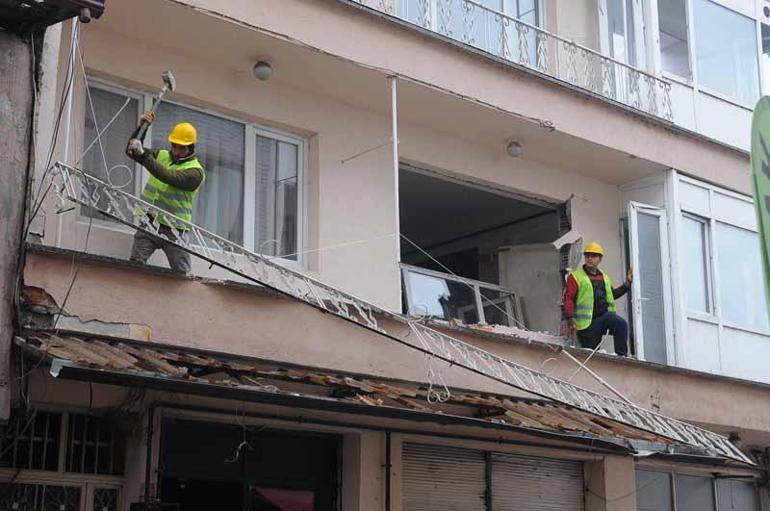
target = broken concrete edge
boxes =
[19,307,152,343]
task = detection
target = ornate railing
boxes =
[49,162,748,463]
[351,0,673,121]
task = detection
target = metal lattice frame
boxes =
[50,162,750,464]
[350,0,674,121]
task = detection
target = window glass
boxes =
[717,479,759,511]
[762,22,770,94]
[405,270,479,323]
[154,103,245,244]
[715,223,770,331]
[255,136,299,259]
[480,288,515,326]
[82,87,139,220]
[675,474,714,511]
[635,470,672,511]
[681,216,709,313]
[607,0,632,64]
[657,0,691,78]
[694,0,759,104]
[511,0,537,25]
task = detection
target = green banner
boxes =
[750,96,770,317]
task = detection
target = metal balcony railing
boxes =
[401,263,525,327]
[351,0,674,121]
[46,161,751,464]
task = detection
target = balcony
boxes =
[350,0,673,121]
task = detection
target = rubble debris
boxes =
[14,332,672,445]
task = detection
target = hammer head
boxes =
[161,70,176,92]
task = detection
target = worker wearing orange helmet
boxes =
[563,241,633,356]
[125,111,205,273]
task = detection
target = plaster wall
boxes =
[22,252,770,441]
[171,0,750,193]
[545,0,601,50]
[41,16,629,313]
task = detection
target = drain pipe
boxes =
[144,402,156,504]
[385,431,392,511]
[389,76,401,301]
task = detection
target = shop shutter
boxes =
[490,452,584,511]
[402,443,486,511]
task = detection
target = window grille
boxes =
[0,482,81,511]
[92,487,120,511]
[66,414,125,475]
[0,410,62,471]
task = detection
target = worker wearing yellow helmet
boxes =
[563,241,633,356]
[125,111,205,273]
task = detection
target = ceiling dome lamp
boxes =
[253,61,273,81]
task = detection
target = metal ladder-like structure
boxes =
[50,162,751,464]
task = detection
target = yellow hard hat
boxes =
[168,122,197,146]
[583,241,604,256]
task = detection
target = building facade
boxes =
[4,0,770,510]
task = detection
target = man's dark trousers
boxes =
[577,312,628,356]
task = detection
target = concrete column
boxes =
[27,22,63,242]
[585,455,637,511]
[343,432,385,511]
[0,29,34,421]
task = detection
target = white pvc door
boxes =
[628,201,672,364]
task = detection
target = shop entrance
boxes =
[159,418,341,511]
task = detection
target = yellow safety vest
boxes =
[571,267,615,331]
[137,149,204,228]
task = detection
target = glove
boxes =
[139,111,156,125]
[126,138,145,158]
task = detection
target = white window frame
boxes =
[676,175,770,336]
[400,263,524,325]
[598,0,652,70]
[680,212,714,320]
[634,466,761,511]
[79,80,308,267]
[628,201,675,364]
[646,0,761,108]
[77,80,145,235]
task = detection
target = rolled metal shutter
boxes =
[402,443,486,511]
[490,452,584,511]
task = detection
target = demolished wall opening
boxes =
[399,167,567,333]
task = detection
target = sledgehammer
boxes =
[131,70,176,142]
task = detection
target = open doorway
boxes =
[159,418,340,511]
[399,167,567,333]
